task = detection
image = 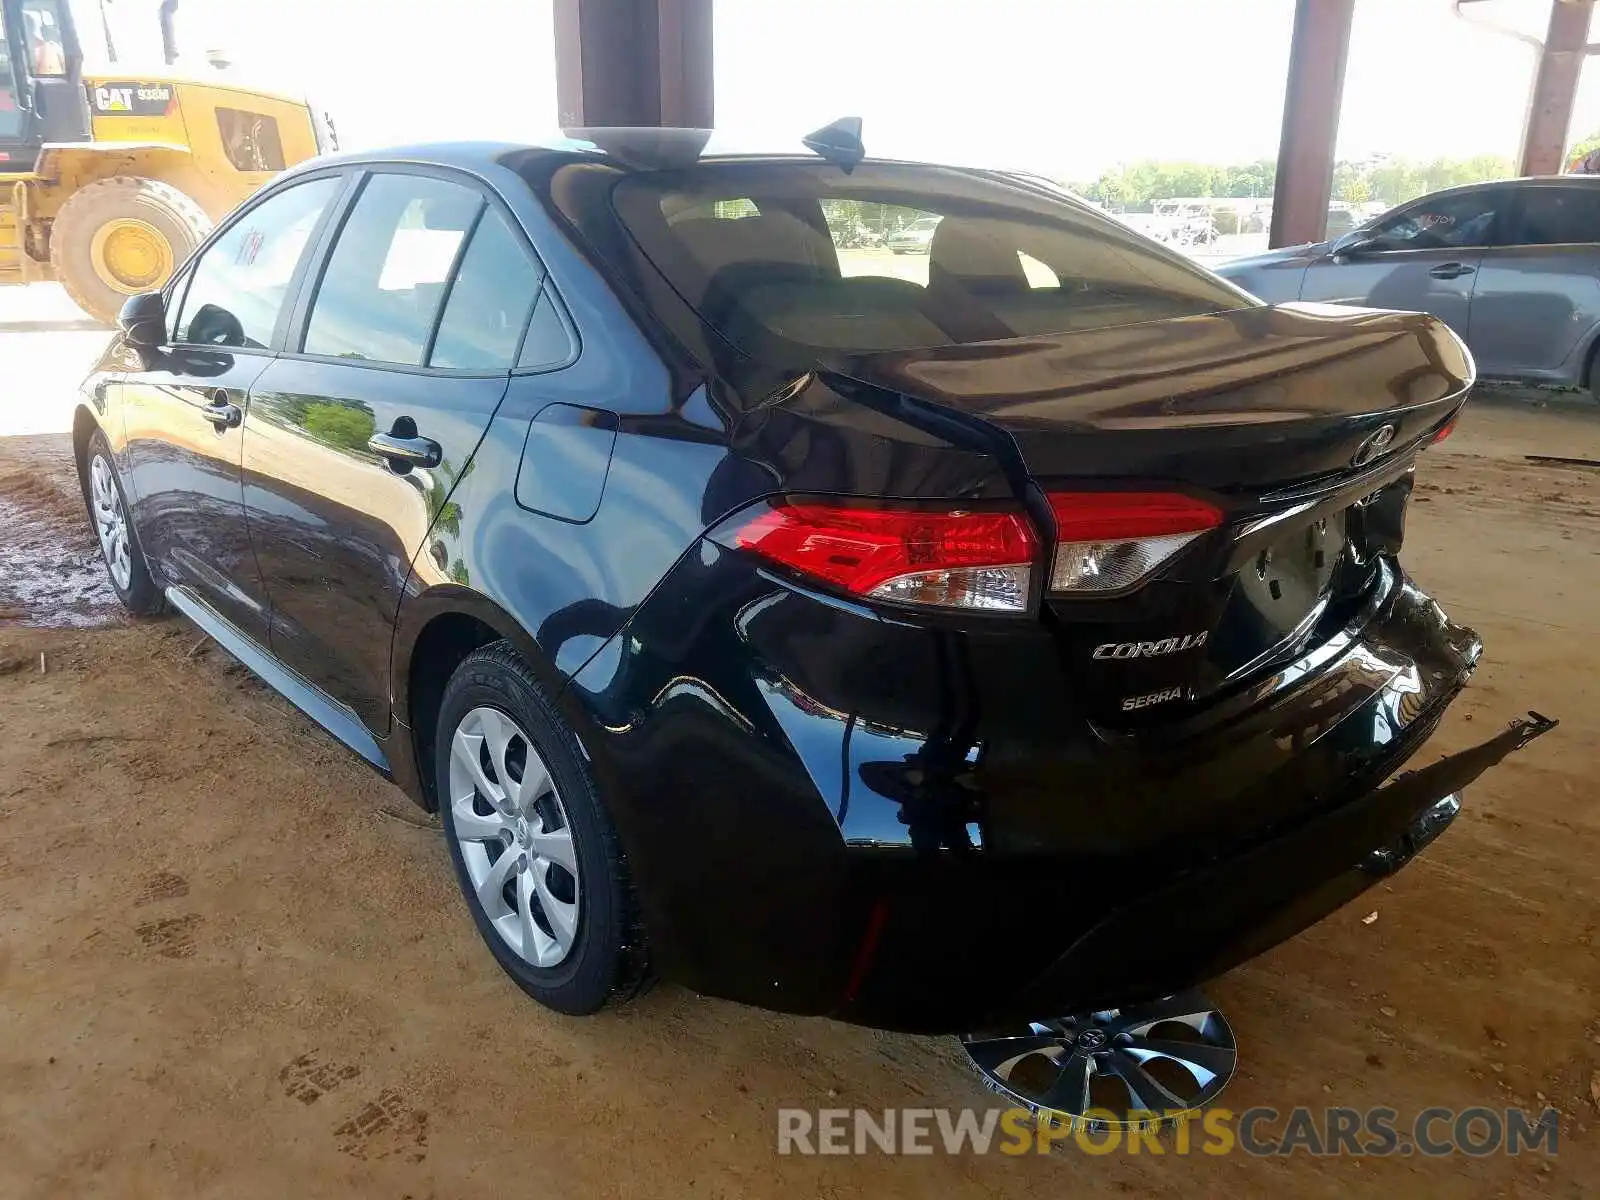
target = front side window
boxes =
[21,0,66,77]
[0,14,21,138]
[613,164,1252,362]
[175,176,341,348]
[1364,190,1501,252]
[216,108,286,172]
[303,173,483,366]
[1507,187,1600,246]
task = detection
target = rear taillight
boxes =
[1046,491,1222,593]
[728,500,1039,612]
[1431,414,1458,444]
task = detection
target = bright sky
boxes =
[70,0,1600,179]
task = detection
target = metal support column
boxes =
[1269,0,1356,248]
[1520,0,1594,176]
[553,0,714,128]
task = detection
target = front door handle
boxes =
[368,430,442,469]
[202,391,242,429]
[1428,262,1476,279]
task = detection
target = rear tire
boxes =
[83,428,163,615]
[50,177,212,325]
[435,641,644,1015]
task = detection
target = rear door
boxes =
[1466,183,1600,379]
[242,167,545,735]
[120,172,345,641]
[1299,186,1507,339]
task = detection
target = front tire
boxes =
[436,642,642,1014]
[83,428,163,615]
[51,177,212,325]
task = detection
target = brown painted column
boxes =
[1269,0,1357,248]
[553,0,714,128]
[1520,0,1594,176]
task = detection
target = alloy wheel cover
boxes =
[448,705,582,968]
[90,453,133,591]
[960,990,1237,1129]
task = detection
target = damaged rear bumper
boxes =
[833,571,1554,1033]
[999,712,1556,1024]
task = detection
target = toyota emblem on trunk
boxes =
[1351,423,1397,467]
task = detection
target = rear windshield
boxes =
[612,162,1255,363]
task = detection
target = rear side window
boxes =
[1508,187,1600,246]
[612,163,1252,363]
[429,208,543,370]
[1364,190,1502,252]
[517,289,573,369]
[304,173,483,366]
[175,175,340,349]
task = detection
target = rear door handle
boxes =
[368,431,443,469]
[202,389,241,429]
[1428,262,1475,279]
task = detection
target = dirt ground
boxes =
[1,393,1598,1198]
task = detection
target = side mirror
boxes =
[1333,234,1380,260]
[117,291,167,347]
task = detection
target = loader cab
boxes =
[0,0,91,174]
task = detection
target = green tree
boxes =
[1075,153,1509,214]
[1219,160,1274,198]
[1568,128,1600,166]
[301,402,376,455]
[1332,162,1370,205]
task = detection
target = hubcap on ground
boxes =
[90,453,132,590]
[90,218,175,294]
[448,706,581,968]
[960,990,1236,1128]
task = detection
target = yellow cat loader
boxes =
[1,0,326,322]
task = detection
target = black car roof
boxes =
[293,129,899,177]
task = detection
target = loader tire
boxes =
[50,177,212,326]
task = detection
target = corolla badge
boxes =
[1351,423,1397,467]
[1093,631,1208,660]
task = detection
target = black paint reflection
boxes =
[242,358,511,733]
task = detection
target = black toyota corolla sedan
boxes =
[75,129,1550,1045]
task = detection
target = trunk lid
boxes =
[840,302,1471,491]
[839,302,1473,725]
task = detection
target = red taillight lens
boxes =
[1046,491,1222,593]
[1431,414,1458,444]
[730,500,1040,612]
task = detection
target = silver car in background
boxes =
[887,214,941,253]
[1217,177,1600,397]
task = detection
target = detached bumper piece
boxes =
[1361,710,1555,876]
[1003,712,1557,1024]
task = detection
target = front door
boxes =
[120,174,344,640]
[1299,185,1508,343]
[243,169,544,734]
